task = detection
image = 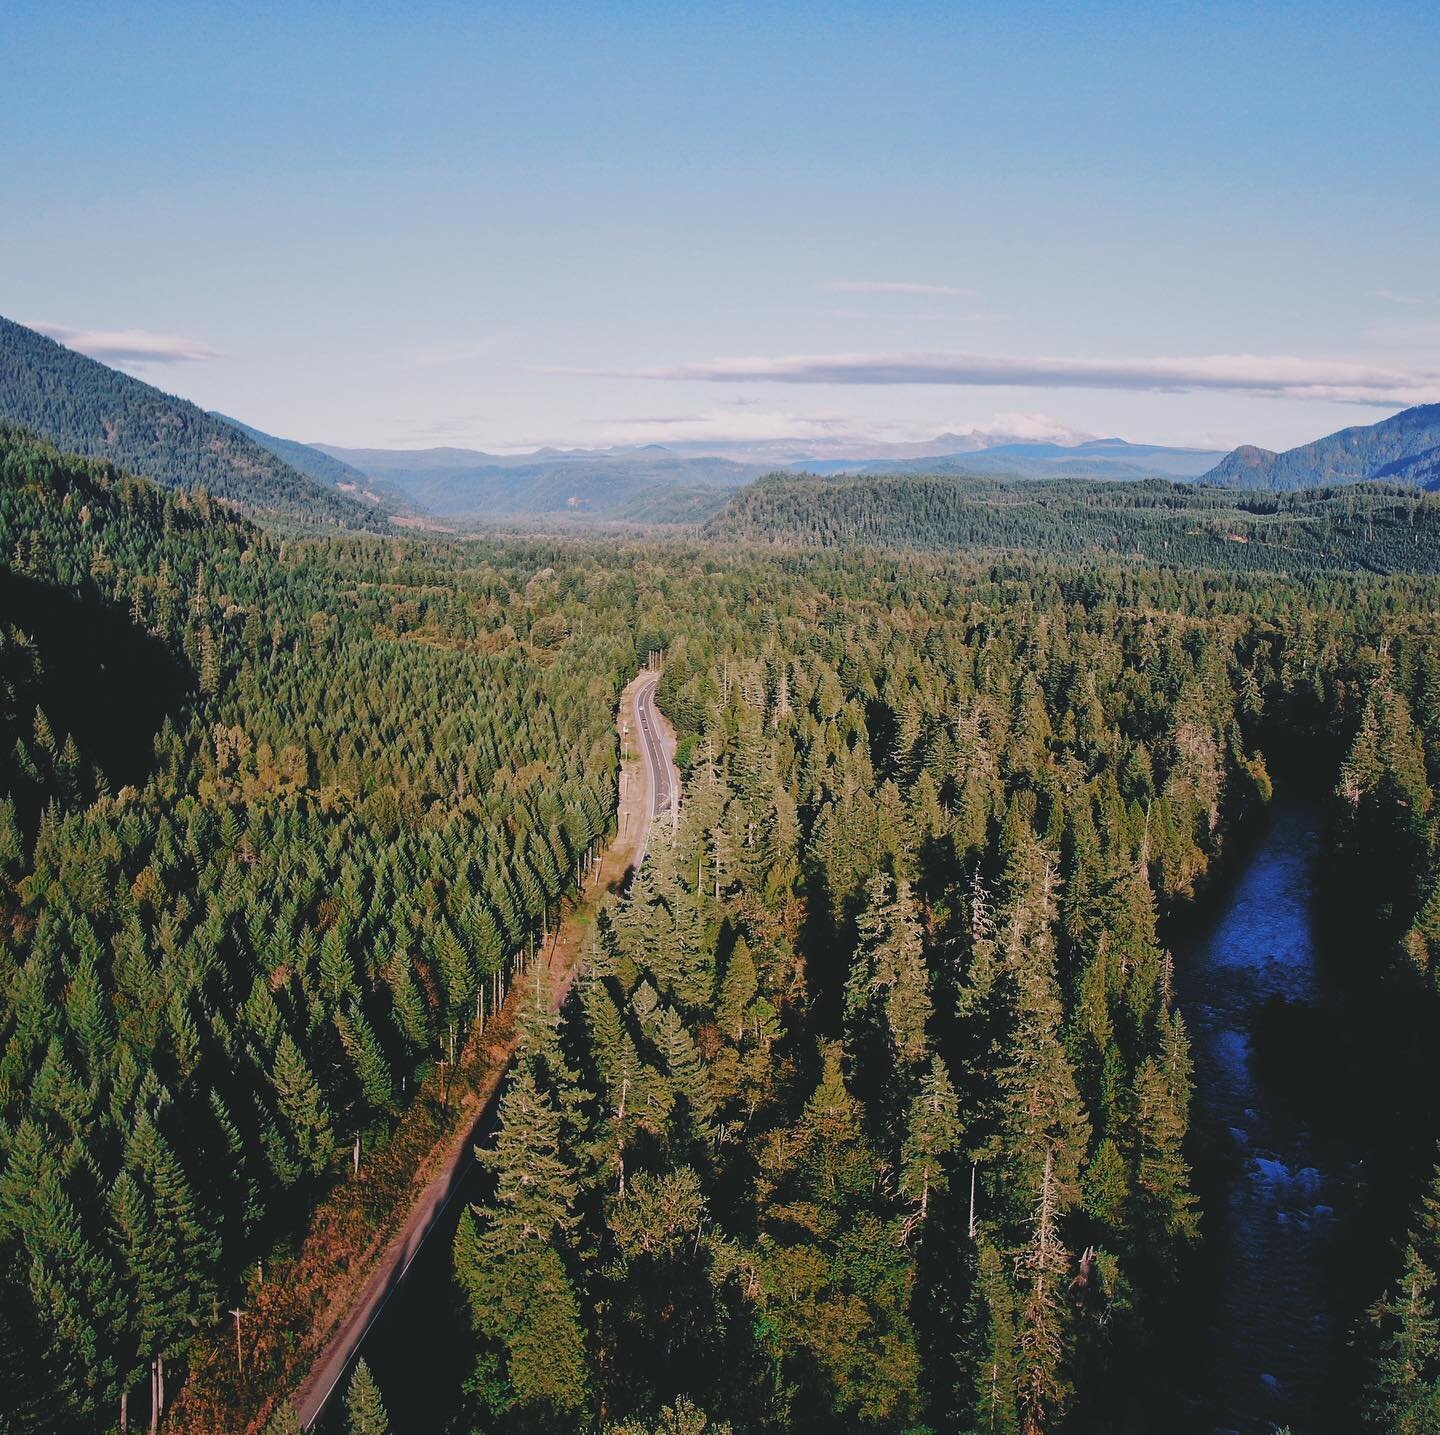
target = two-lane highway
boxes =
[633,671,677,865]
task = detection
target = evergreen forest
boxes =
[5,420,1440,1433]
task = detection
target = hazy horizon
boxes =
[6,1,1438,455]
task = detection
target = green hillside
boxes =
[0,425,625,1429]
[0,317,380,529]
[214,415,403,514]
[704,470,1440,574]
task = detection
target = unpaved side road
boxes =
[288,669,674,1429]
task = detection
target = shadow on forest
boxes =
[1,570,194,794]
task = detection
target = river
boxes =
[332,791,1369,1433]
[1169,790,1367,1433]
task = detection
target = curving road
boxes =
[290,669,674,1430]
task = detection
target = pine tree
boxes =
[269,1032,338,1177]
[345,1358,391,1435]
[1368,1246,1440,1433]
[1132,1015,1199,1260]
[335,1005,395,1114]
[900,1055,962,1231]
[264,1398,303,1434]
[1017,1148,1072,1435]
[651,1003,715,1135]
[715,936,758,1042]
[970,1238,1022,1435]
[845,874,933,1079]
[994,835,1091,1218]
[454,1058,589,1413]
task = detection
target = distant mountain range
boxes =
[313,443,765,523]
[0,316,380,529]
[793,437,1226,479]
[10,310,1438,532]
[1202,404,1440,490]
[315,433,1228,523]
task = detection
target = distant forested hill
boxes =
[1202,404,1440,490]
[704,471,1440,574]
[0,317,380,528]
[798,436,1225,479]
[320,443,754,524]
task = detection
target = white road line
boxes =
[633,674,672,867]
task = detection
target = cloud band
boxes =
[34,323,221,365]
[574,349,1440,406]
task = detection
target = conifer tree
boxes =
[264,1398,303,1435]
[1368,1246,1440,1433]
[845,873,933,1082]
[454,1058,589,1414]
[269,1032,338,1176]
[345,1358,391,1435]
[715,937,759,1042]
[970,1239,1022,1435]
[1132,1018,1199,1260]
[900,1054,962,1231]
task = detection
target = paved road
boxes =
[291,670,673,1430]
[633,671,677,865]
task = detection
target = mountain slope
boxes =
[1202,404,1440,490]
[0,315,380,528]
[215,414,403,512]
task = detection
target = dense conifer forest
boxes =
[0,428,626,1429]
[706,472,1440,576]
[6,421,1440,1431]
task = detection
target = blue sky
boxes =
[4,0,1439,452]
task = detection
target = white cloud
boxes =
[586,406,864,447]
[1371,290,1430,307]
[574,348,1440,406]
[819,280,977,298]
[980,411,1097,443]
[33,322,221,365]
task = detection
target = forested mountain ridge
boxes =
[312,435,1227,526]
[0,318,381,529]
[213,415,401,514]
[704,471,1440,574]
[1202,403,1440,491]
[797,436,1225,480]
